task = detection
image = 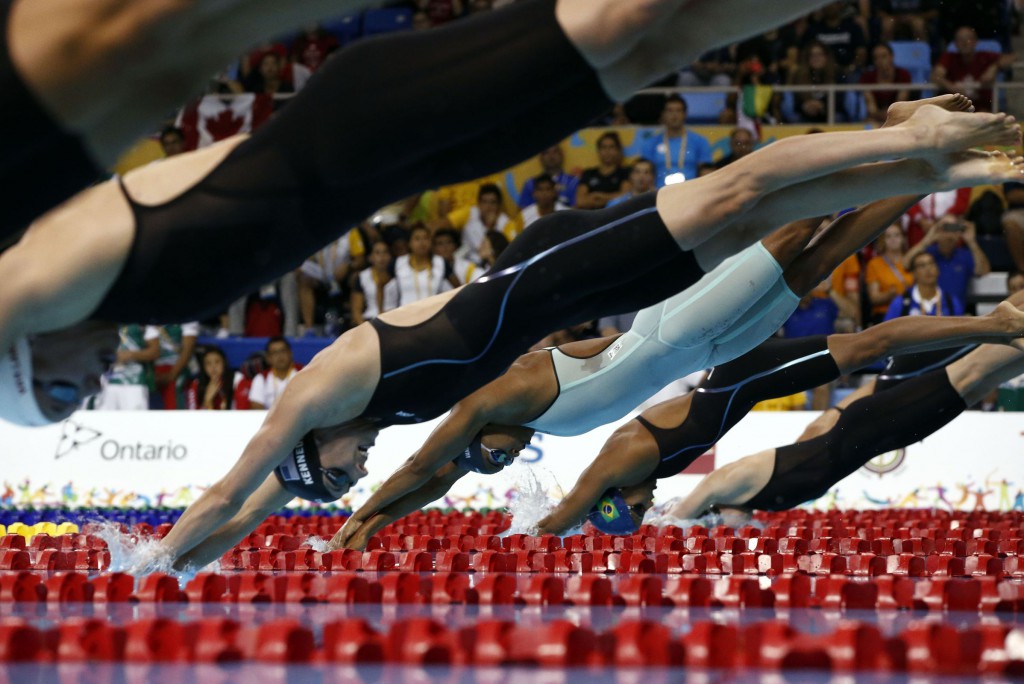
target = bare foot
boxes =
[883,94,974,128]
[933,150,1024,191]
[989,301,1024,340]
[901,105,1021,153]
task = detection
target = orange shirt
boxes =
[864,255,913,316]
[830,254,861,298]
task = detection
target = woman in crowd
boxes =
[395,225,452,305]
[864,224,913,324]
[351,241,400,326]
[187,347,244,410]
[789,40,845,123]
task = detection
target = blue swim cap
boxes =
[457,436,514,474]
[586,488,640,535]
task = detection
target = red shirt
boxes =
[859,67,912,111]
[937,51,1002,110]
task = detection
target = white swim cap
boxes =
[0,337,50,426]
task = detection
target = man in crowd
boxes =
[518,145,579,208]
[903,215,990,308]
[520,174,569,228]
[932,26,1012,112]
[641,96,713,187]
[248,337,300,410]
[885,251,963,320]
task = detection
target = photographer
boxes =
[902,216,991,309]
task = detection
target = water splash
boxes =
[503,464,560,536]
[92,522,213,588]
[305,536,329,552]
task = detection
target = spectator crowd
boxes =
[90,0,1024,413]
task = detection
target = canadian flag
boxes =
[176,93,274,151]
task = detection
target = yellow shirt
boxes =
[436,176,521,217]
[752,392,808,411]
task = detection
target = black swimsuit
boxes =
[0,0,103,243]
[91,0,614,323]
[744,367,966,510]
[641,336,840,479]
[363,193,702,425]
[874,346,975,393]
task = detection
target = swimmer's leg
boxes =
[690,151,1024,269]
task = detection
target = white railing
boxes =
[635,81,1024,124]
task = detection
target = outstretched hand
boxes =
[327,515,363,551]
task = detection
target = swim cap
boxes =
[457,436,514,474]
[587,488,640,535]
[0,337,50,427]
[273,433,339,503]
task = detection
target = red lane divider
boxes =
[0,570,1021,612]
[0,616,1021,674]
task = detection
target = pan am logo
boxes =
[862,448,906,476]
[55,420,104,459]
[53,420,187,461]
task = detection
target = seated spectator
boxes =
[435,174,517,217]
[249,337,301,410]
[1002,182,1024,273]
[395,224,452,304]
[639,96,712,187]
[859,43,912,125]
[153,324,198,410]
[736,28,792,85]
[90,325,160,411]
[159,126,186,158]
[788,40,846,123]
[441,184,520,259]
[884,252,963,320]
[577,131,632,207]
[903,216,990,308]
[187,347,246,410]
[932,26,1011,112]
[807,1,867,76]
[351,240,400,325]
[678,46,736,87]
[518,145,579,208]
[291,25,339,72]
[431,228,467,286]
[902,188,972,246]
[298,232,365,336]
[242,51,296,96]
[714,128,757,170]
[865,224,913,324]
[383,225,410,259]
[478,230,509,272]
[521,174,569,228]
[608,158,657,207]
[876,0,937,43]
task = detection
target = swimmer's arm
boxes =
[336,463,467,550]
[667,454,773,519]
[158,371,327,564]
[536,452,637,536]
[173,473,293,571]
[341,373,538,530]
